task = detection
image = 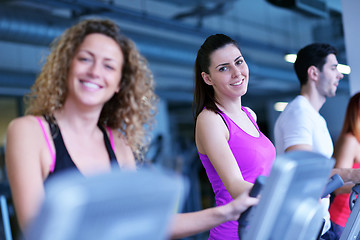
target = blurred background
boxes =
[0,0,358,239]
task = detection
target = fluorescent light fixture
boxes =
[284,54,297,63]
[337,64,351,75]
[274,102,288,112]
[284,54,351,75]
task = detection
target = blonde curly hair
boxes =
[25,18,158,160]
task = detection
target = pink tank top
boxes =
[198,107,276,239]
[329,162,360,227]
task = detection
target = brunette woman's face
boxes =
[201,44,249,100]
[67,33,124,108]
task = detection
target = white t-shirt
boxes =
[274,95,334,234]
[274,95,333,157]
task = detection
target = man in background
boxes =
[274,43,351,240]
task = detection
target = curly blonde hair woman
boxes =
[26,18,157,160]
[6,18,157,232]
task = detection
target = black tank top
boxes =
[44,116,118,176]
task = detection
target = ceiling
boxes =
[0,0,349,116]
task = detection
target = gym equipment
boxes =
[238,175,266,239]
[25,167,187,240]
[239,151,335,240]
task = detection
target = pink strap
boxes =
[36,117,56,172]
[106,126,115,153]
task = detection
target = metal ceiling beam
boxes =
[0,6,74,46]
[0,1,290,54]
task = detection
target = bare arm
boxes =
[5,116,49,231]
[331,168,360,185]
[169,188,258,239]
[195,110,252,199]
[285,144,312,152]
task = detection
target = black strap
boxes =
[97,124,118,165]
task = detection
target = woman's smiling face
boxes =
[201,43,249,100]
[67,33,124,107]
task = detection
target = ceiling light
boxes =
[274,102,288,112]
[337,64,351,75]
[284,53,297,63]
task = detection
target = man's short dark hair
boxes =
[294,43,337,86]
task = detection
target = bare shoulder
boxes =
[109,128,136,169]
[6,115,45,156]
[6,115,47,175]
[112,130,131,150]
[196,108,223,125]
[195,108,229,152]
[6,115,48,164]
[244,106,257,122]
[337,133,359,149]
[7,115,40,137]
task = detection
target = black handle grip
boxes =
[349,184,360,210]
[238,175,266,239]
